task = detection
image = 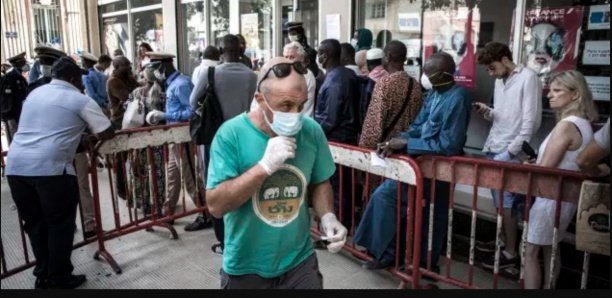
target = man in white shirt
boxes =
[6,57,115,289]
[251,42,316,117]
[191,46,221,85]
[474,42,542,270]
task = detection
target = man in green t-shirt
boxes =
[206,57,348,289]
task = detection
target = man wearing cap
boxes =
[286,22,319,79]
[146,52,213,232]
[315,39,361,228]
[366,48,389,83]
[6,56,115,289]
[27,46,67,94]
[206,57,347,289]
[0,52,29,143]
[81,52,111,113]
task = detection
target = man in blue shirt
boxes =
[314,39,361,230]
[354,52,472,272]
[146,52,213,232]
[80,53,111,115]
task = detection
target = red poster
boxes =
[423,7,480,89]
[518,6,584,83]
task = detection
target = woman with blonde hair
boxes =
[524,70,599,289]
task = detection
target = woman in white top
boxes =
[524,70,599,289]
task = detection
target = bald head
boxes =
[424,52,456,75]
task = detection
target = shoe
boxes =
[34,278,47,289]
[475,240,505,253]
[363,258,393,270]
[211,243,224,255]
[47,274,87,289]
[184,215,213,232]
[481,252,518,270]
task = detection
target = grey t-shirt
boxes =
[594,118,610,154]
[190,62,257,121]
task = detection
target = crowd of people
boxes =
[0,23,609,290]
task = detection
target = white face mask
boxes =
[262,94,304,137]
[288,34,300,42]
[420,73,433,90]
[154,69,166,82]
[350,38,359,49]
[40,64,53,77]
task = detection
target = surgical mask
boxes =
[421,74,433,90]
[154,69,166,82]
[262,94,304,137]
[351,38,359,49]
[288,34,300,42]
[40,64,53,77]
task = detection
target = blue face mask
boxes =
[262,94,304,137]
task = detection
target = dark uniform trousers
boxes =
[7,173,79,281]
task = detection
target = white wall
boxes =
[318,0,352,45]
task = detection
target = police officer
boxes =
[0,52,29,143]
[28,46,67,94]
[286,22,319,78]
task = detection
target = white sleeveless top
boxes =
[528,115,593,245]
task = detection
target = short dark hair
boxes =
[98,54,112,64]
[220,34,241,58]
[203,46,221,61]
[477,42,513,65]
[340,43,356,65]
[319,39,341,61]
[384,40,407,64]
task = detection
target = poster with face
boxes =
[103,15,130,58]
[520,7,584,84]
[423,6,480,89]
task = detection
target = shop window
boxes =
[371,3,386,19]
[239,0,274,66]
[102,15,130,57]
[131,0,161,8]
[32,0,61,47]
[211,0,230,45]
[181,0,207,76]
[281,0,319,49]
[99,2,127,14]
[132,8,164,67]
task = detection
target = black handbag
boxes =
[190,67,223,146]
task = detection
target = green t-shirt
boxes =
[207,113,336,278]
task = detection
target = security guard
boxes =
[27,46,67,94]
[0,52,29,143]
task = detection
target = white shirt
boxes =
[345,65,361,76]
[250,69,317,118]
[192,59,220,85]
[483,65,542,155]
[594,118,610,154]
[6,79,111,176]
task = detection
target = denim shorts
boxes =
[487,152,527,222]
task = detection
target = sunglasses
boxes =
[257,62,308,92]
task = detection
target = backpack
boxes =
[190,67,223,146]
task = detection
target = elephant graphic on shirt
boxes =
[263,187,280,200]
[283,186,299,198]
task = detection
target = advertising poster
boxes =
[519,6,583,83]
[588,4,610,30]
[585,76,610,101]
[103,15,130,57]
[241,13,259,52]
[583,41,610,65]
[423,6,480,89]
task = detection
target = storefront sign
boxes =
[588,5,610,30]
[585,76,610,102]
[423,7,480,89]
[399,13,420,32]
[518,7,583,83]
[583,41,610,65]
[326,14,341,40]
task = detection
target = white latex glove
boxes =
[146,110,165,125]
[320,213,348,254]
[258,136,296,175]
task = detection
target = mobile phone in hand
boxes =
[522,141,537,160]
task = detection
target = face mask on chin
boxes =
[262,94,304,137]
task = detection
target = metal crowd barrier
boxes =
[415,155,606,289]
[318,142,425,289]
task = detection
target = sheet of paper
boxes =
[371,153,388,168]
[326,14,341,40]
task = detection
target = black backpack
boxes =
[190,67,223,145]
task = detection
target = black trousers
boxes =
[203,145,224,245]
[7,174,79,281]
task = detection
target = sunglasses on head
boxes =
[258,62,308,92]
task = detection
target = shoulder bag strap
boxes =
[381,77,414,141]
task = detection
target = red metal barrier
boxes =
[415,155,603,289]
[319,142,425,289]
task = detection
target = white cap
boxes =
[366,48,384,61]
